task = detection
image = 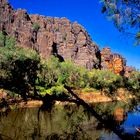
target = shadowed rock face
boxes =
[0,0,100,69]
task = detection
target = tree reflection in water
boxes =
[1,100,139,140]
[0,104,121,140]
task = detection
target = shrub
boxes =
[46,85,69,98]
[0,32,16,48]
[0,31,5,47]
[89,69,123,95]
[5,36,16,49]
[32,23,40,32]
[37,56,60,88]
[81,87,99,93]
[58,61,81,88]
[125,71,140,93]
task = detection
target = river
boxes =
[0,102,140,140]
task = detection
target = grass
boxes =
[81,87,99,94]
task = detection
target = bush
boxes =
[32,23,40,32]
[38,57,88,89]
[0,32,5,47]
[37,56,60,88]
[125,71,140,93]
[88,69,123,95]
[58,61,82,88]
[46,85,68,98]
[0,32,16,48]
[36,85,70,99]
[81,87,99,93]
[5,36,16,49]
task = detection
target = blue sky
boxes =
[9,0,140,70]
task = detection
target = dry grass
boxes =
[79,88,134,103]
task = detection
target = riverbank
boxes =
[79,90,134,103]
[0,88,135,111]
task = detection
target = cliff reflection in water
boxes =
[0,104,120,140]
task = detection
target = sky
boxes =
[9,0,140,70]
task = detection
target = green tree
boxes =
[58,61,81,88]
[78,67,89,88]
[0,45,40,100]
[37,56,61,89]
[89,69,123,95]
[101,0,140,45]
[125,71,140,93]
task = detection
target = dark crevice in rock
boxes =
[51,42,64,62]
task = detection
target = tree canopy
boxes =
[101,0,140,45]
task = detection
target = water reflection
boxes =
[120,111,140,135]
[1,101,140,140]
[0,104,121,140]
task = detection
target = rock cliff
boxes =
[0,0,100,69]
[0,0,134,75]
[101,48,134,76]
[101,48,126,75]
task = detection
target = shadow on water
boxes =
[1,101,140,140]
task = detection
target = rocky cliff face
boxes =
[0,0,133,75]
[0,0,100,69]
[101,48,126,75]
[101,48,134,76]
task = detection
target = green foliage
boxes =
[101,0,140,45]
[0,32,5,47]
[38,57,88,89]
[5,36,16,49]
[59,61,90,88]
[46,85,69,98]
[36,86,47,95]
[0,34,139,101]
[37,56,126,97]
[134,32,140,46]
[36,85,69,99]
[37,56,60,88]
[81,87,99,93]
[125,71,140,92]
[88,69,123,94]
[32,23,40,32]
[0,32,16,48]
[58,61,81,88]
[78,67,89,88]
[0,43,40,99]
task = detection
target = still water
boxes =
[0,103,140,140]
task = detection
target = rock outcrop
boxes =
[0,0,134,75]
[101,48,126,75]
[124,66,135,77]
[0,0,100,69]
